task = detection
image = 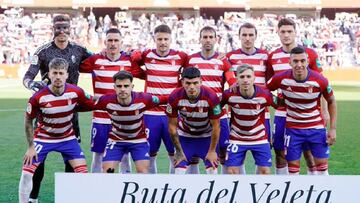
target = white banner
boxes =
[55,173,360,203]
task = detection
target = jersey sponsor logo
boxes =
[26,103,32,114]
[31,55,39,65]
[152,96,160,104]
[71,55,76,64]
[213,104,221,115]
[326,85,332,94]
[166,104,172,114]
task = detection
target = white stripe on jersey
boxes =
[145,63,181,72]
[231,127,266,140]
[94,59,131,66]
[110,113,143,121]
[229,96,267,104]
[282,90,320,100]
[107,102,146,111]
[230,139,268,145]
[189,57,223,65]
[255,77,266,84]
[233,116,259,127]
[112,121,142,130]
[42,125,72,134]
[177,128,211,138]
[42,104,76,114]
[229,53,268,60]
[109,138,147,143]
[93,70,118,77]
[111,129,142,139]
[198,69,224,76]
[202,81,222,88]
[285,100,317,109]
[178,99,209,107]
[34,135,76,143]
[95,81,113,89]
[232,107,265,116]
[93,117,111,124]
[253,65,266,72]
[39,92,77,103]
[146,87,175,95]
[147,52,181,60]
[42,114,73,124]
[232,124,265,136]
[183,111,209,118]
[287,109,320,118]
[184,119,209,127]
[282,79,320,88]
[272,64,291,71]
[287,116,322,123]
[272,52,289,59]
[147,75,178,83]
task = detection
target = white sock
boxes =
[28,198,38,203]
[317,170,329,175]
[91,152,103,173]
[307,168,317,175]
[149,156,157,174]
[239,164,246,174]
[206,167,218,174]
[276,166,289,175]
[19,171,33,203]
[187,164,200,174]
[175,167,187,174]
[168,155,175,174]
[221,165,228,174]
[120,153,132,174]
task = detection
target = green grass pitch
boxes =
[0,78,359,202]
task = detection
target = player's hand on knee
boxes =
[23,145,38,166]
[326,128,336,146]
[206,151,219,169]
[174,151,187,167]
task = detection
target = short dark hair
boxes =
[106,28,121,36]
[237,64,254,75]
[181,67,201,79]
[200,26,217,38]
[239,22,257,35]
[277,18,296,29]
[113,70,133,82]
[49,58,68,71]
[154,24,171,34]
[53,14,71,24]
[290,46,306,55]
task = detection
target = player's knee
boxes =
[106,168,115,173]
[288,162,300,174]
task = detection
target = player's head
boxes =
[290,46,309,79]
[199,26,217,52]
[52,14,71,42]
[48,58,69,88]
[181,67,202,99]
[236,64,255,92]
[105,28,122,56]
[239,23,257,51]
[113,70,134,100]
[277,18,296,47]
[153,24,172,55]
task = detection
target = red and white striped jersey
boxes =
[166,86,222,138]
[26,84,94,143]
[226,48,269,85]
[268,46,322,116]
[80,53,145,124]
[267,69,333,129]
[221,86,274,145]
[135,49,188,115]
[95,92,161,143]
[186,52,237,118]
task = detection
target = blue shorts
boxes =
[218,118,230,149]
[177,136,214,169]
[285,128,329,162]
[103,140,150,162]
[90,123,111,153]
[144,114,174,155]
[33,139,85,164]
[265,118,271,143]
[225,143,272,167]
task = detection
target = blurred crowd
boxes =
[1,7,360,69]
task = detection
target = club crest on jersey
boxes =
[71,55,76,63]
[67,99,72,105]
[198,107,203,113]
[135,109,139,115]
[120,66,124,71]
[308,86,313,93]
[171,60,176,66]
[237,60,242,65]
[166,104,172,114]
[256,103,261,110]
[214,64,219,70]
[260,61,264,66]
